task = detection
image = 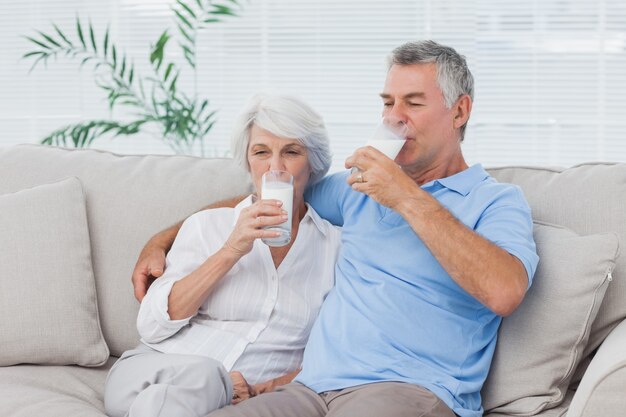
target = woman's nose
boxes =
[269,157,286,171]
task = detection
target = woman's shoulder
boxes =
[184,206,236,235]
[305,204,342,239]
[189,206,233,220]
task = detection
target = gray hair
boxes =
[231,94,332,186]
[388,40,474,139]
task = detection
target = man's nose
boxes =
[383,114,408,136]
[384,114,407,128]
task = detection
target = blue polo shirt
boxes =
[296,164,538,417]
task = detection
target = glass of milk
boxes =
[365,117,409,159]
[261,170,293,247]
[352,117,408,175]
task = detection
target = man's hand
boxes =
[131,196,248,302]
[131,224,182,302]
[131,242,167,302]
[345,146,416,210]
[230,371,257,405]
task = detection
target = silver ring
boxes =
[356,172,363,183]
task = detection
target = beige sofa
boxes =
[0,144,624,417]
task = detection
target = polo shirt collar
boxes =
[421,164,489,196]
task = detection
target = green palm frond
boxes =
[22,1,247,155]
[173,0,243,69]
[41,120,147,148]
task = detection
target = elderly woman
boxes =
[104,94,340,417]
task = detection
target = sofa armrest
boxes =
[566,319,626,417]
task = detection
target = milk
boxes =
[365,139,405,160]
[261,179,293,247]
[363,120,407,160]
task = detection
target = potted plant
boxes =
[23,0,245,156]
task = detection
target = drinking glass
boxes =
[352,117,408,174]
[261,170,293,247]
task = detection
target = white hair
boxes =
[231,94,332,186]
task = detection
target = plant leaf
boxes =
[80,56,93,67]
[76,17,86,49]
[112,45,117,67]
[37,30,61,48]
[22,51,44,59]
[182,45,195,68]
[103,26,109,58]
[53,24,73,47]
[173,9,194,30]
[176,0,196,18]
[163,62,175,81]
[120,55,126,77]
[24,35,51,50]
[210,5,237,17]
[178,24,195,43]
[150,31,169,68]
[89,20,97,52]
[169,72,179,92]
[27,55,47,72]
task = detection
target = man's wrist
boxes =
[150,224,181,252]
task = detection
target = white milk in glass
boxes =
[365,139,405,159]
[363,120,407,160]
[261,177,293,246]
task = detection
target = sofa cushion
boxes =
[0,177,109,366]
[0,145,253,356]
[488,164,626,367]
[485,389,575,417]
[0,357,115,417]
[482,222,619,415]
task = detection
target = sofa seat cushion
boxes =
[0,357,114,417]
[0,177,109,367]
[482,222,619,415]
[485,388,575,417]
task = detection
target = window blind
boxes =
[1,0,625,171]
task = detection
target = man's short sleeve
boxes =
[304,172,350,226]
[475,185,539,288]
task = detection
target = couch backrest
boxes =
[488,164,626,365]
[3,146,623,364]
[0,145,252,356]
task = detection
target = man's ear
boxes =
[453,94,472,129]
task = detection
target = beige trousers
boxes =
[207,381,456,417]
[104,344,233,417]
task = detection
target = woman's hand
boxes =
[251,368,301,395]
[250,379,276,395]
[230,371,257,405]
[223,198,287,258]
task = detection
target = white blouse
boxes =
[137,196,341,384]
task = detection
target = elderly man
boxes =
[132,40,538,417]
